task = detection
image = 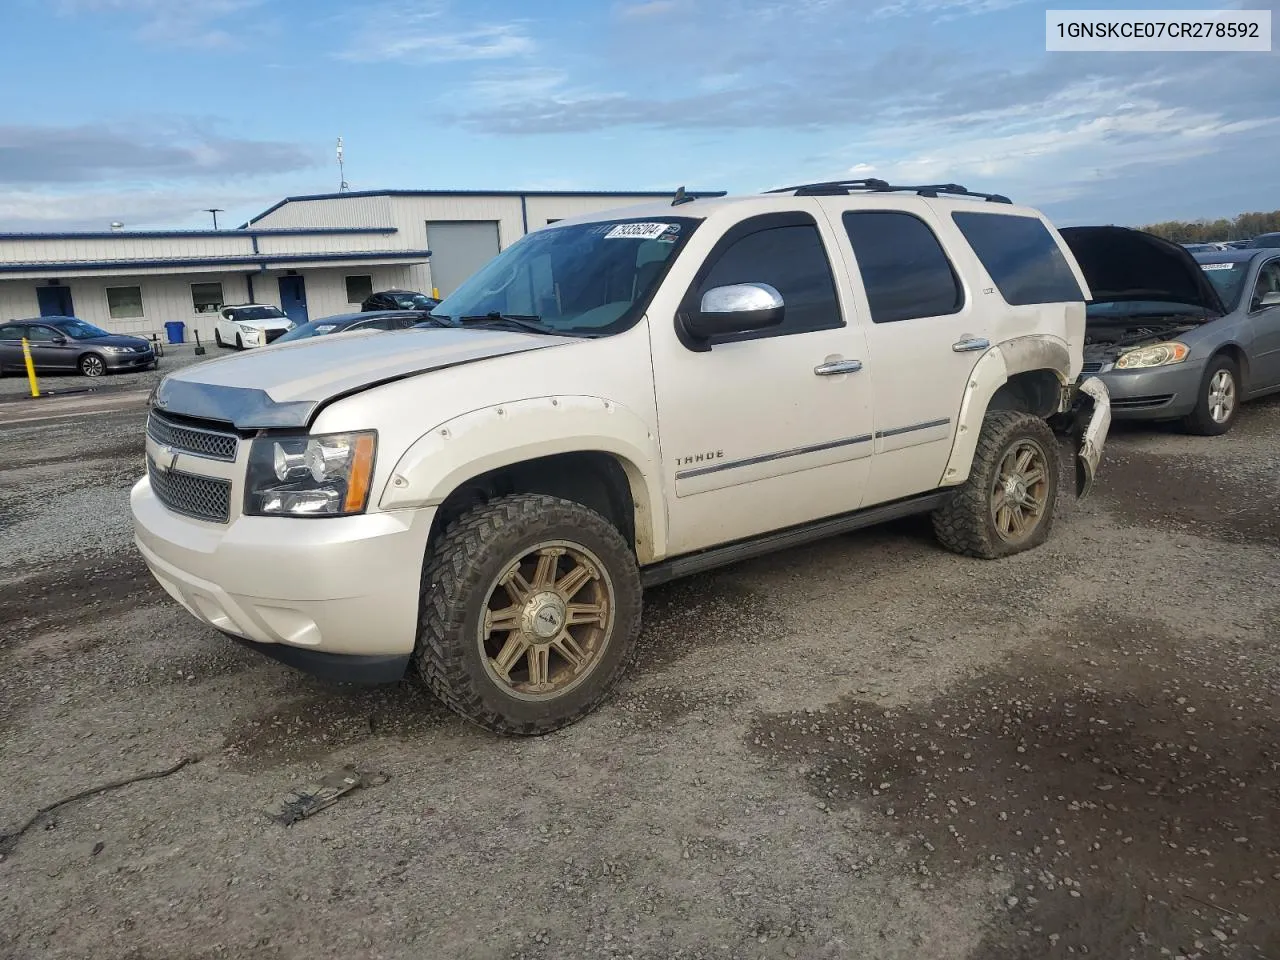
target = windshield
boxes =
[274,320,343,343]
[55,318,111,340]
[1197,261,1250,310]
[433,217,700,336]
[393,293,434,309]
[229,306,286,321]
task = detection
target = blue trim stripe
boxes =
[0,250,432,274]
[0,227,398,241]
[244,188,728,226]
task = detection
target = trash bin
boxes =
[164,321,186,344]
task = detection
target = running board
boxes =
[639,490,954,588]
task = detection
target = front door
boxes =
[37,285,74,317]
[24,323,79,370]
[832,205,988,504]
[649,208,876,556]
[1247,257,1280,389]
[278,275,309,324]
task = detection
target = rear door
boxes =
[0,323,24,371]
[828,204,985,504]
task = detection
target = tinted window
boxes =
[25,325,60,342]
[842,212,963,324]
[1253,260,1280,309]
[697,222,842,338]
[952,212,1084,306]
[0,324,22,339]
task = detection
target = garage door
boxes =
[425,221,501,297]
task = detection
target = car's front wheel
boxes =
[1182,354,1240,436]
[415,493,642,735]
[215,328,224,347]
[932,411,1060,559]
[235,333,244,350]
[79,353,106,378]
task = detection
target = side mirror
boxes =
[52,335,68,345]
[684,283,785,341]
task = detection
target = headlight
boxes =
[244,431,377,517]
[1114,341,1189,370]
[239,325,260,338]
[101,345,132,354]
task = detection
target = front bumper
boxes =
[131,477,434,681]
[104,349,156,371]
[1067,376,1112,499]
[1082,358,1206,420]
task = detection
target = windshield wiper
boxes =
[459,312,560,336]
[418,311,459,327]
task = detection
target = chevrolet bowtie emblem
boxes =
[154,445,179,473]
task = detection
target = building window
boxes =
[191,282,224,314]
[345,275,374,303]
[106,286,144,320]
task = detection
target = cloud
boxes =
[339,3,534,63]
[0,187,283,231]
[870,0,1034,19]
[0,123,317,185]
[56,0,263,47]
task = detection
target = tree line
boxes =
[1138,210,1280,243]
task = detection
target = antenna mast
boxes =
[336,137,349,192]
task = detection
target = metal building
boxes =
[0,188,722,340]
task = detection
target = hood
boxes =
[1058,226,1226,315]
[86,334,153,349]
[152,326,566,429]
[234,317,293,331]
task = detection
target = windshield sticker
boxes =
[605,222,675,241]
[1200,263,1237,271]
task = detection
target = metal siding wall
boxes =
[1,274,255,339]
[0,235,252,264]
[522,195,669,229]
[250,196,394,229]
[268,266,416,321]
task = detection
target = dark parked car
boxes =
[360,289,440,312]
[271,309,430,344]
[1246,232,1280,248]
[0,315,156,378]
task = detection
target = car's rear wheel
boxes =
[1181,354,1239,436]
[415,493,642,735]
[932,411,1060,559]
[79,353,106,378]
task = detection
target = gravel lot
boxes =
[1,392,1278,960]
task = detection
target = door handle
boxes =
[814,359,863,376]
[952,337,990,353]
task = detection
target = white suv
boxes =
[132,181,1112,735]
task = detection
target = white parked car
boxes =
[133,180,1113,736]
[214,304,294,349]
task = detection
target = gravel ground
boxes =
[1,395,1278,960]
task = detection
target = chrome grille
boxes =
[147,412,238,462]
[148,458,231,523]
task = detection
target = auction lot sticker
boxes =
[1046,9,1271,51]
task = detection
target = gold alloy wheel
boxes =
[478,540,615,701]
[989,438,1049,543]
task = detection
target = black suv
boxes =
[361,289,440,312]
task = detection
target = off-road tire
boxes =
[415,493,642,736]
[1181,354,1239,437]
[932,411,1060,559]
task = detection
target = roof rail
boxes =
[765,179,1012,204]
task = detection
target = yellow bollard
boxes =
[432,287,440,299]
[20,337,39,398]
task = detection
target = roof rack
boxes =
[765,179,1012,204]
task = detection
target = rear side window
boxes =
[952,212,1084,305]
[696,221,843,339]
[842,212,963,324]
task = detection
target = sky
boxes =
[0,0,1276,231]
